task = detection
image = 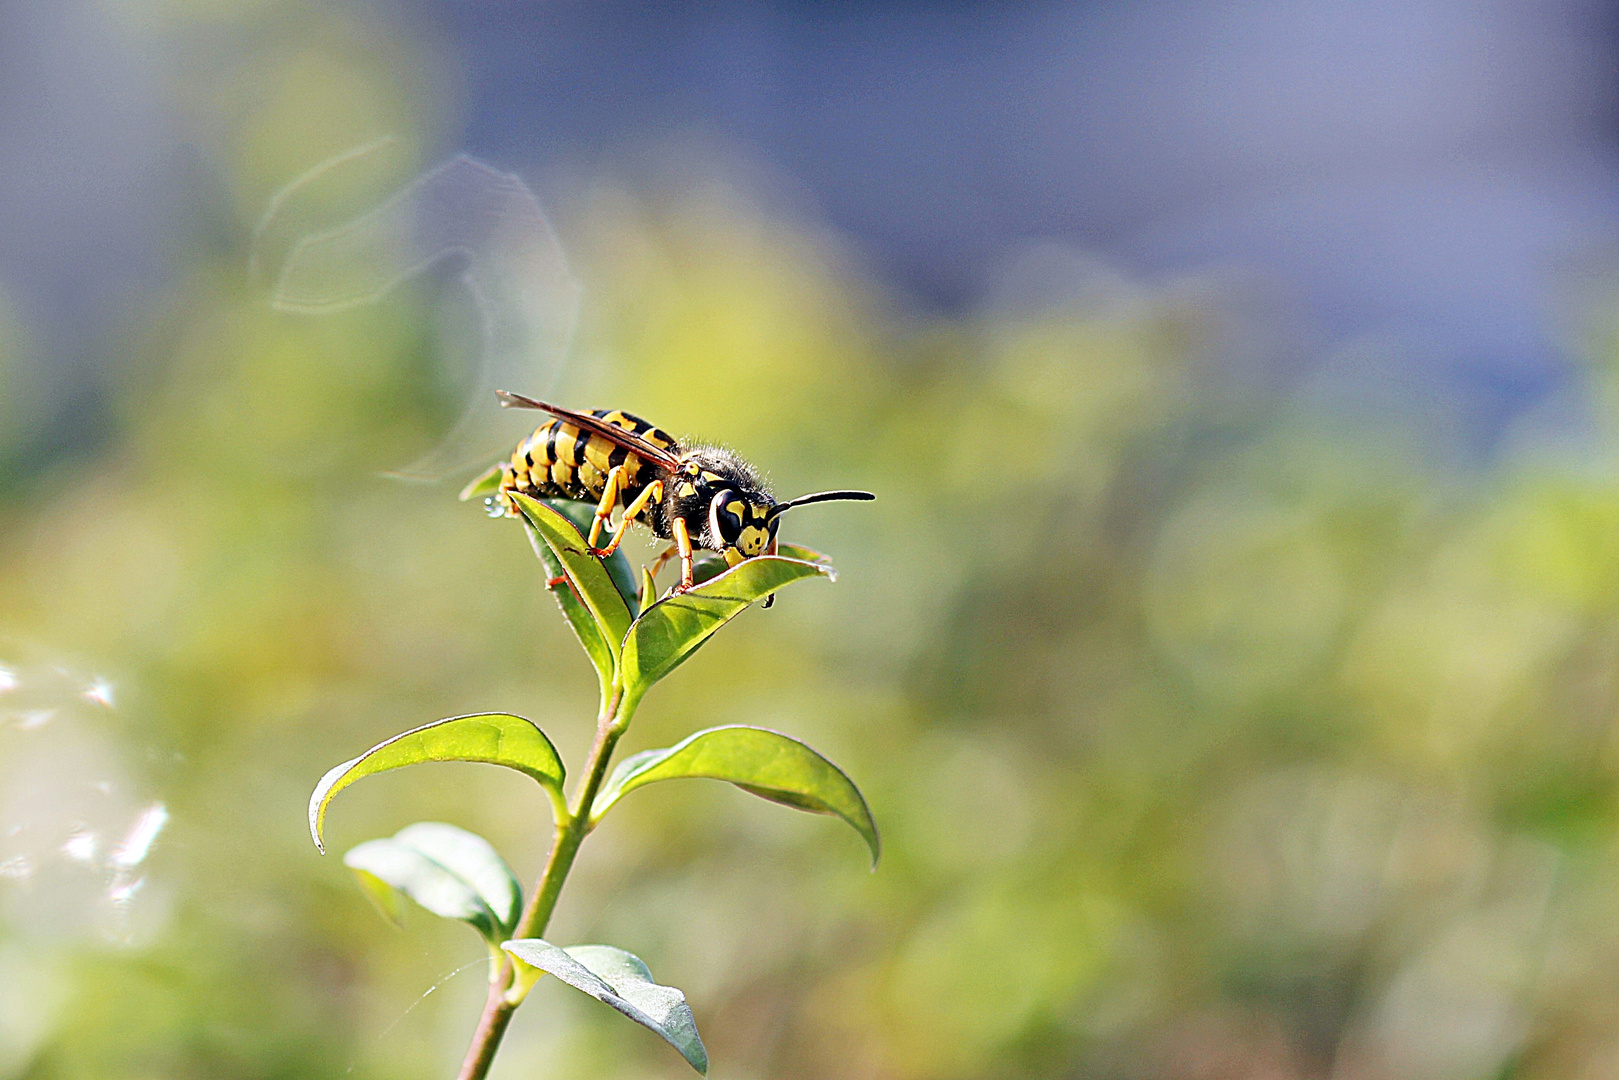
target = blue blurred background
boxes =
[8,2,1619,1078]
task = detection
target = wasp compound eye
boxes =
[709,490,743,546]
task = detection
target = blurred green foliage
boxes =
[7,8,1619,1080]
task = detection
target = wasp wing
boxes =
[496,391,683,470]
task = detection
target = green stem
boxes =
[453,684,633,1080]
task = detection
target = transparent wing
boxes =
[268,151,581,481]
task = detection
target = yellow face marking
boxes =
[724,548,746,567]
[725,500,745,519]
[737,525,768,556]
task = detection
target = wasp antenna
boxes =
[768,490,876,519]
[495,389,551,410]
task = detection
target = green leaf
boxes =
[523,518,614,694]
[391,822,521,933]
[546,499,640,616]
[310,713,565,851]
[345,843,490,929]
[592,725,879,866]
[513,493,633,659]
[621,557,831,703]
[344,823,517,944]
[639,564,657,614]
[503,940,708,1074]
[458,463,503,501]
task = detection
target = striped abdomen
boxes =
[498,408,678,524]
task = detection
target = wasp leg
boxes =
[593,480,664,558]
[646,543,680,580]
[673,517,695,592]
[763,534,779,608]
[587,466,627,548]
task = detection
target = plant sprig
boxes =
[309,496,877,1079]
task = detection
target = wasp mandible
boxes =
[464,390,873,596]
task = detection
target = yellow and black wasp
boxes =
[463,390,873,597]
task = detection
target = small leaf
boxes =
[621,557,830,703]
[503,939,708,1074]
[513,493,633,659]
[459,464,503,501]
[345,833,502,942]
[524,518,614,694]
[639,564,657,614]
[392,822,521,934]
[592,725,879,865]
[546,499,640,616]
[310,713,565,851]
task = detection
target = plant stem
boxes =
[453,685,630,1080]
[454,982,517,1080]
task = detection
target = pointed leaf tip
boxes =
[503,939,708,1074]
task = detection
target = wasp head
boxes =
[667,448,777,564]
[666,447,875,567]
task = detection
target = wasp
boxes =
[463,391,873,596]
